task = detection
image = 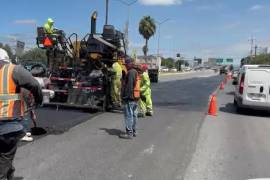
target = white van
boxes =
[234,65,270,111]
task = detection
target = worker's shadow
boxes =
[99,128,125,137]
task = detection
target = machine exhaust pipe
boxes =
[91,11,98,34]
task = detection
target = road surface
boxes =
[15,70,222,180]
[184,81,270,180]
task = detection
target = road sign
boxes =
[216,58,223,64]
[226,58,233,63]
[16,41,25,56]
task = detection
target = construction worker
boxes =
[43,18,55,34]
[0,48,43,180]
[121,61,142,139]
[111,60,122,107]
[140,64,153,116]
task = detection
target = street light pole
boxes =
[105,0,109,25]
[115,0,138,52]
[156,18,170,57]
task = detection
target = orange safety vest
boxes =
[133,72,141,99]
[0,64,25,120]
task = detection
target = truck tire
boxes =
[152,74,158,83]
[101,95,108,112]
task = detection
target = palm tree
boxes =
[139,16,156,56]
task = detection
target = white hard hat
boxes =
[0,48,10,63]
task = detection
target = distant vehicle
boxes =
[161,67,169,72]
[232,69,239,85]
[136,55,161,83]
[219,66,228,75]
[183,67,192,71]
[234,65,270,112]
[170,68,177,72]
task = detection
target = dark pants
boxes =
[0,131,25,180]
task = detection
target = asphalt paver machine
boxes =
[36,11,126,111]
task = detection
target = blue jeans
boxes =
[123,101,138,133]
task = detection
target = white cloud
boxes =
[14,19,37,25]
[139,0,182,6]
[250,4,263,11]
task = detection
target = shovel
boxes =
[30,110,47,136]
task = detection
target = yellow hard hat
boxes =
[47,18,54,24]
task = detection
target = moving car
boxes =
[234,65,270,111]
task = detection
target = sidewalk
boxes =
[184,81,270,180]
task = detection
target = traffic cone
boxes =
[220,82,224,90]
[43,37,52,47]
[208,95,217,116]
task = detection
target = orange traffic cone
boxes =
[220,82,224,90]
[43,37,52,47]
[208,95,217,116]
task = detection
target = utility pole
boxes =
[116,0,138,53]
[105,0,109,25]
[249,36,256,61]
[255,45,258,57]
[156,18,170,57]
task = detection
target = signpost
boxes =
[16,41,25,57]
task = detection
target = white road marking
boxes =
[142,144,155,155]
[128,174,133,179]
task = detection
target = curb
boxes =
[159,71,194,76]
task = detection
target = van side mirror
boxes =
[232,80,238,85]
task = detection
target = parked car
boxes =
[234,65,270,112]
[170,68,177,72]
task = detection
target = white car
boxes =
[161,68,169,72]
[234,65,270,111]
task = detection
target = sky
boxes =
[1,0,270,63]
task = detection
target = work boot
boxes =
[6,167,14,180]
[146,111,153,116]
[120,133,133,139]
[120,129,133,139]
[21,132,33,142]
[133,129,137,137]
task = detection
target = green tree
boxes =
[175,60,185,71]
[161,57,174,68]
[19,48,47,65]
[250,54,270,64]
[139,16,156,56]
[239,54,270,67]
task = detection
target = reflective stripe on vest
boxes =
[0,64,24,120]
[133,72,140,99]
